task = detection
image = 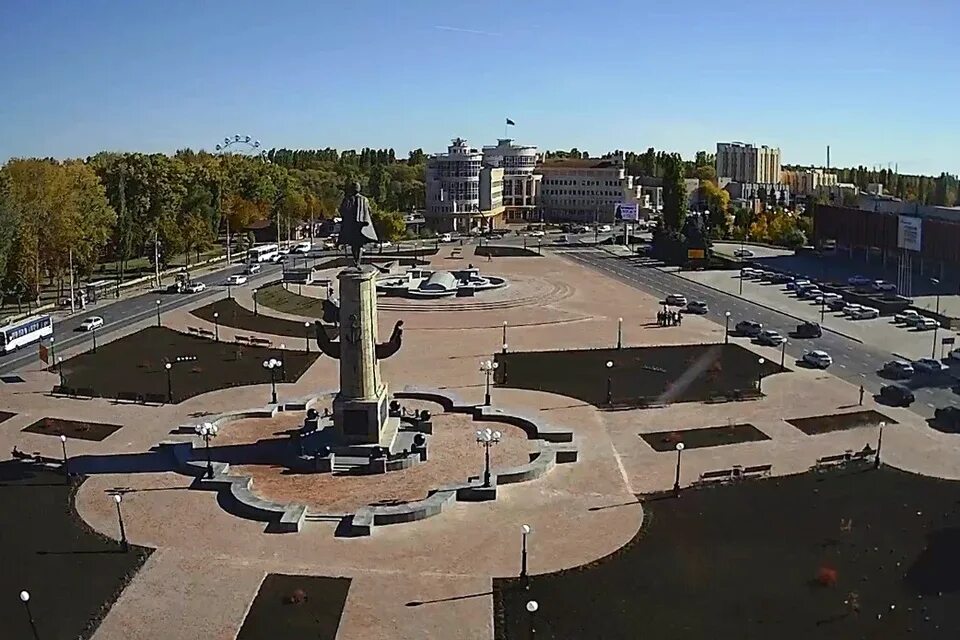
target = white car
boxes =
[916,317,940,330]
[244,263,261,275]
[841,303,863,316]
[786,279,810,291]
[529,230,545,238]
[291,241,312,253]
[756,329,786,346]
[948,348,960,362]
[665,294,688,306]
[851,306,879,320]
[185,282,206,293]
[439,233,455,243]
[803,350,833,369]
[799,288,822,300]
[226,274,248,286]
[894,309,921,325]
[80,316,104,331]
[814,293,842,304]
[598,225,612,233]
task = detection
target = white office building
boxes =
[425,138,505,231]
[716,142,782,184]
[538,156,645,222]
[482,139,542,223]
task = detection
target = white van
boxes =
[293,241,312,253]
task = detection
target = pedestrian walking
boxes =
[677,311,683,326]
[858,384,864,406]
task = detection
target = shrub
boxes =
[815,566,838,587]
[285,588,308,604]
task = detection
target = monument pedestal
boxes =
[332,266,391,445]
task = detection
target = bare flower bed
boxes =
[23,417,121,442]
[788,410,896,436]
[236,573,350,640]
[640,423,769,451]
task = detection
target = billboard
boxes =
[687,248,706,260]
[897,215,922,252]
[615,203,639,221]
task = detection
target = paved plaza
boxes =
[2,243,960,639]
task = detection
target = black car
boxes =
[770,273,791,284]
[827,297,847,311]
[880,384,915,407]
[934,406,960,431]
[795,321,822,338]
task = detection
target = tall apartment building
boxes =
[425,138,505,232]
[537,156,644,222]
[482,139,542,223]
[781,168,838,196]
[716,142,782,184]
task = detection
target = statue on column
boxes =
[337,181,379,266]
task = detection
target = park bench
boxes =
[814,452,851,470]
[116,390,141,404]
[696,468,734,485]
[250,338,272,347]
[742,463,773,478]
[75,387,96,398]
[50,385,70,397]
[187,326,201,335]
[144,392,168,405]
[198,328,216,339]
[235,335,251,344]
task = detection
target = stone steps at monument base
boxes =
[332,455,370,472]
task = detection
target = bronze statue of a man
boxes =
[337,181,379,266]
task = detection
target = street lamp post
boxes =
[60,434,69,478]
[875,421,886,469]
[156,299,162,326]
[780,340,787,371]
[724,311,731,344]
[165,362,173,403]
[57,356,63,386]
[113,494,128,552]
[617,317,623,349]
[605,360,614,405]
[526,600,539,639]
[757,357,766,393]
[227,280,232,300]
[263,358,282,404]
[304,322,311,352]
[502,321,508,348]
[476,427,502,487]
[195,422,220,479]
[253,288,259,315]
[673,441,685,496]
[480,359,499,406]
[931,278,941,358]
[19,591,40,640]
[213,312,220,342]
[279,344,287,380]
[91,327,97,353]
[520,524,531,587]
[739,266,745,295]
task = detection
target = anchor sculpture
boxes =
[313,319,404,360]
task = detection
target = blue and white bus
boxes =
[247,244,280,263]
[0,314,53,353]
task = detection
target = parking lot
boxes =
[680,269,955,361]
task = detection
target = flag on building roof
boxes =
[506,118,515,126]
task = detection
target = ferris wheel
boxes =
[215,134,267,158]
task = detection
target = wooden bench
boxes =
[50,385,70,397]
[75,387,96,398]
[250,338,272,347]
[116,390,142,404]
[235,335,251,344]
[198,329,216,339]
[187,326,201,335]
[697,469,734,485]
[144,392,168,405]
[742,463,773,478]
[815,452,851,469]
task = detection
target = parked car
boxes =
[803,350,833,368]
[439,233,455,243]
[79,316,104,331]
[665,294,687,306]
[756,329,786,346]
[741,267,759,278]
[794,321,822,338]
[842,303,863,316]
[880,384,915,407]
[916,317,940,331]
[934,406,960,431]
[770,273,792,284]
[244,263,262,275]
[185,281,206,293]
[851,306,879,320]
[166,281,185,294]
[226,274,248,286]
[949,348,960,362]
[827,297,848,311]
[529,230,545,238]
[813,293,843,305]
[873,280,897,293]
[912,358,949,375]
[882,360,915,378]
[799,287,823,300]
[735,320,763,337]
[733,249,754,258]
[685,301,709,314]
[848,275,872,287]
[894,309,921,325]
[786,279,810,291]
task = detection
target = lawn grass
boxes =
[495,343,785,408]
[58,326,319,403]
[256,284,327,319]
[192,298,337,340]
[788,410,897,436]
[236,573,351,640]
[476,245,541,258]
[0,460,152,640]
[640,423,769,451]
[495,466,960,639]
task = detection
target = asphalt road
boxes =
[554,246,958,420]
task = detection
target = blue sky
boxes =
[1,0,957,175]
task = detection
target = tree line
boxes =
[0,148,428,303]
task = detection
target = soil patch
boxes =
[495,343,784,408]
[256,284,327,319]
[788,410,897,436]
[476,245,541,258]
[640,423,769,451]
[315,253,432,271]
[0,411,15,424]
[57,326,319,403]
[192,298,336,340]
[236,573,350,640]
[495,466,960,639]
[23,417,121,442]
[0,460,151,640]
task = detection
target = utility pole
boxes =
[68,247,76,314]
[153,229,161,289]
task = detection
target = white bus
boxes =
[247,244,280,263]
[0,314,53,353]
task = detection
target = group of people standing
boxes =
[657,308,682,327]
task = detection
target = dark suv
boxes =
[880,384,915,407]
[794,321,822,338]
[934,406,960,432]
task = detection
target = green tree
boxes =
[699,180,731,238]
[660,153,687,231]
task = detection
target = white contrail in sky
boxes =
[433,25,500,36]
